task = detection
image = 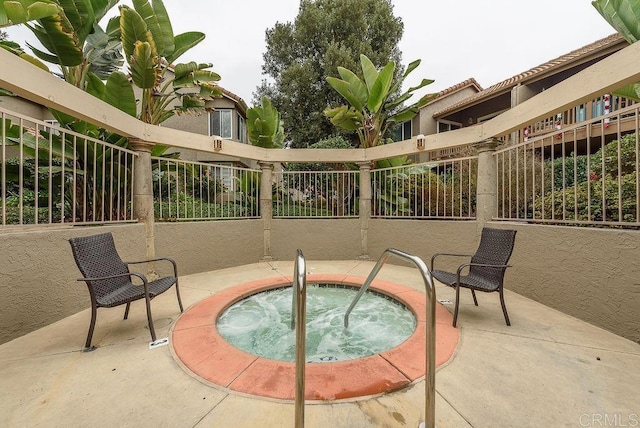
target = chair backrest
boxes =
[469,228,517,288]
[69,233,130,299]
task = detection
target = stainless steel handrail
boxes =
[292,249,307,428]
[343,248,436,428]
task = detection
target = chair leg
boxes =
[471,289,478,306]
[175,279,184,313]
[123,302,131,320]
[499,288,511,326]
[144,295,157,342]
[83,303,98,352]
[453,284,461,328]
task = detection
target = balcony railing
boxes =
[523,94,636,143]
[496,102,640,227]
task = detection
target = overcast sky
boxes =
[5,0,618,105]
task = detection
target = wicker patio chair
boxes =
[430,228,517,327]
[69,232,184,351]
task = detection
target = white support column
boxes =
[474,138,499,234]
[358,162,372,259]
[129,138,156,259]
[259,161,274,261]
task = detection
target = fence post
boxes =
[358,162,371,259]
[474,138,499,233]
[259,161,274,260]
[129,138,156,259]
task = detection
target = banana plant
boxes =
[592,0,640,100]
[18,0,121,88]
[115,0,222,126]
[325,54,437,148]
[246,96,285,148]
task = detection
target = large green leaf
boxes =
[91,0,119,22]
[57,0,94,43]
[85,71,105,99]
[324,105,361,131]
[0,118,22,140]
[129,40,158,88]
[105,14,119,38]
[28,12,83,65]
[172,62,220,87]
[119,4,157,62]
[151,0,174,56]
[336,66,367,109]
[0,0,61,26]
[105,71,137,116]
[166,31,204,64]
[246,97,285,148]
[197,82,222,99]
[593,0,640,43]
[326,76,364,112]
[173,61,198,79]
[132,0,174,57]
[84,24,123,78]
[614,82,640,101]
[359,54,379,93]
[367,61,394,113]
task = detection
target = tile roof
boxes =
[434,33,626,117]
[221,87,248,114]
[429,78,483,103]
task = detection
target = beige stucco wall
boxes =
[269,219,361,261]
[155,220,264,275]
[2,219,639,345]
[498,222,640,344]
[0,224,146,344]
[418,86,480,137]
[371,220,640,343]
[367,219,479,266]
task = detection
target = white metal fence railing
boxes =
[1,107,137,226]
[273,169,359,218]
[151,157,260,220]
[524,94,635,143]
[495,103,640,227]
[371,159,477,219]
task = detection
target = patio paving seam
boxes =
[466,328,640,354]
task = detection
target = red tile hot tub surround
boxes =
[172,274,458,401]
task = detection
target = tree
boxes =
[325,53,436,148]
[255,0,404,148]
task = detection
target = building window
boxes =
[575,104,586,122]
[390,120,412,142]
[437,120,461,133]
[44,119,61,136]
[210,109,232,139]
[237,113,247,143]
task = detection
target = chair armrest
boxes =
[78,272,151,295]
[455,262,512,279]
[430,253,473,271]
[77,271,147,283]
[125,257,178,277]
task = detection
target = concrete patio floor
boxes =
[1,259,638,427]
